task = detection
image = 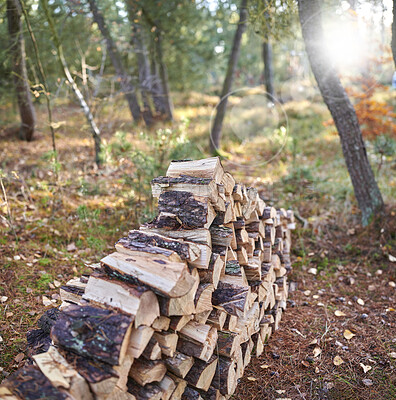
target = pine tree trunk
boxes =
[297,0,384,225]
[210,0,248,153]
[262,40,274,100]
[7,0,36,141]
[87,0,142,123]
[392,0,396,68]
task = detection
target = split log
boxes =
[157,375,177,400]
[83,272,159,327]
[232,184,243,202]
[184,356,217,391]
[164,352,194,378]
[197,253,224,289]
[159,269,199,316]
[129,359,166,386]
[140,226,211,247]
[211,357,236,396]
[142,338,162,361]
[158,192,216,229]
[221,172,235,195]
[3,365,72,400]
[188,243,211,269]
[176,327,217,362]
[212,280,250,317]
[209,226,233,247]
[194,283,214,314]
[216,331,240,359]
[261,206,276,220]
[101,251,195,298]
[179,322,212,345]
[152,316,171,332]
[51,305,133,366]
[181,387,203,400]
[168,373,187,400]
[236,247,248,265]
[129,326,154,359]
[166,158,224,185]
[169,315,193,332]
[151,176,218,204]
[32,346,93,400]
[193,310,212,324]
[127,379,162,400]
[206,308,226,331]
[153,332,179,357]
[117,230,200,262]
[60,349,119,397]
[264,224,275,244]
[60,277,87,304]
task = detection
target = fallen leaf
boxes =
[276,390,286,394]
[303,290,311,296]
[335,310,347,317]
[389,254,396,262]
[67,242,77,252]
[6,312,13,318]
[247,377,257,381]
[313,295,319,299]
[13,255,21,261]
[42,296,52,307]
[313,347,322,358]
[14,353,24,363]
[357,298,365,306]
[301,360,310,367]
[343,329,355,340]
[0,335,3,343]
[308,268,317,275]
[362,379,373,386]
[333,356,344,366]
[1,296,8,303]
[260,364,270,369]
[308,338,318,346]
[315,366,320,373]
[388,281,395,288]
[389,352,396,359]
[53,280,61,288]
[317,302,325,307]
[360,363,372,373]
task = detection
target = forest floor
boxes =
[0,90,395,399]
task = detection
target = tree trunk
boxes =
[87,0,142,123]
[155,30,174,121]
[130,22,154,126]
[7,0,36,141]
[150,55,168,115]
[210,0,248,153]
[262,40,274,100]
[41,0,102,166]
[297,0,384,225]
[392,0,396,68]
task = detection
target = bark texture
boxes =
[297,0,384,225]
[210,0,248,152]
[7,0,36,141]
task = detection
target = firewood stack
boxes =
[1,157,295,400]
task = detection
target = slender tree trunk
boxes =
[86,0,142,123]
[155,31,173,121]
[41,0,102,166]
[210,0,248,153]
[392,0,396,68]
[150,55,168,115]
[297,0,384,225]
[262,40,274,100]
[7,0,36,141]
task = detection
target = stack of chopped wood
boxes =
[1,157,295,400]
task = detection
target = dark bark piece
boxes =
[37,308,60,334]
[182,386,202,400]
[26,328,51,357]
[7,0,36,141]
[145,212,183,230]
[210,0,248,152]
[127,378,162,400]
[158,191,215,229]
[164,352,194,379]
[216,331,240,359]
[142,338,162,361]
[184,356,217,391]
[298,0,384,225]
[209,226,233,247]
[225,260,241,276]
[211,356,236,396]
[4,365,70,400]
[51,304,133,365]
[152,176,213,185]
[212,281,249,316]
